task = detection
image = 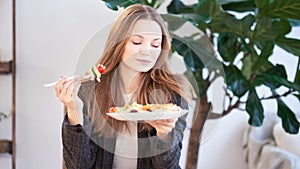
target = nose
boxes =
[140,43,151,55]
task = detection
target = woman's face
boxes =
[121,19,162,72]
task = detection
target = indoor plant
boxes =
[101,0,300,168]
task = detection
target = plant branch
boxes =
[210,88,296,120]
[208,88,244,119]
[261,89,295,100]
[223,98,241,116]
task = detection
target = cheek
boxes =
[122,44,140,60]
[152,49,161,60]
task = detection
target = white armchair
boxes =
[243,113,300,169]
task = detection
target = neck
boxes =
[119,63,140,94]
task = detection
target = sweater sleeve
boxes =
[62,81,99,169]
[149,94,189,169]
[62,114,98,169]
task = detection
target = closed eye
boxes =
[152,44,160,48]
[132,41,141,45]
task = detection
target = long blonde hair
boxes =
[81,4,193,137]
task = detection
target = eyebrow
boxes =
[131,33,162,41]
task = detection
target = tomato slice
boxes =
[97,64,106,74]
[109,107,116,113]
[141,105,151,111]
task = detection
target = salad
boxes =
[44,64,106,87]
[109,102,182,113]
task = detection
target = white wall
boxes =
[0,0,299,169]
[1,0,120,168]
[0,0,14,167]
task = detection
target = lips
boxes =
[136,58,151,64]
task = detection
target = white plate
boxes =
[106,109,188,121]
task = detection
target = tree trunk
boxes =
[185,94,211,169]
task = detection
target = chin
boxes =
[137,67,152,72]
[133,63,155,72]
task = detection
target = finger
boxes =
[158,122,175,128]
[70,80,81,97]
[57,81,76,105]
[148,120,175,128]
[145,119,168,124]
[167,118,178,123]
[155,125,173,134]
[150,119,172,125]
[159,120,176,128]
[66,79,80,97]
[54,76,66,96]
[60,79,76,97]
[65,79,82,105]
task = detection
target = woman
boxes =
[55,4,193,169]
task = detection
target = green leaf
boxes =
[188,35,222,71]
[223,14,255,36]
[275,37,300,56]
[209,12,234,33]
[272,75,300,92]
[218,0,247,4]
[160,14,186,31]
[193,0,252,34]
[252,41,275,74]
[167,0,194,14]
[240,14,256,33]
[193,0,231,33]
[152,0,165,9]
[240,41,271,79]
[252,17,292,44]
[295,60,300,84]
[171,33,220,71]
[241,55,253,80]
[289,19,300,26]
[254,74,300,92]
[246,87,264,126]
[171,38,204,71]
[277,99,300,134]
[272,19,292,37]
[222,0,256,12]
[254,0,268,9]
[102,0,140,10]
[241,38,274,80]
[252,17,275,42]
[217,32,239,63]
[224,65,250,97]
[181,14,209,31]
[253,64,288,89]
[184,69,206,97]
[240,45,274,80]
[255,0,300,20]
[241,39,259,57]
[258,41,274,60]
[264,64,288,79]
[241,53,274,80]
[194,0,221,20]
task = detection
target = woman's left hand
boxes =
[146,118,178,140]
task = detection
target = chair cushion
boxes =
[273,121,300,158]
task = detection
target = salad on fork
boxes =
[44,64,106,87]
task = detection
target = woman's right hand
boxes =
[54,76,83,125]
